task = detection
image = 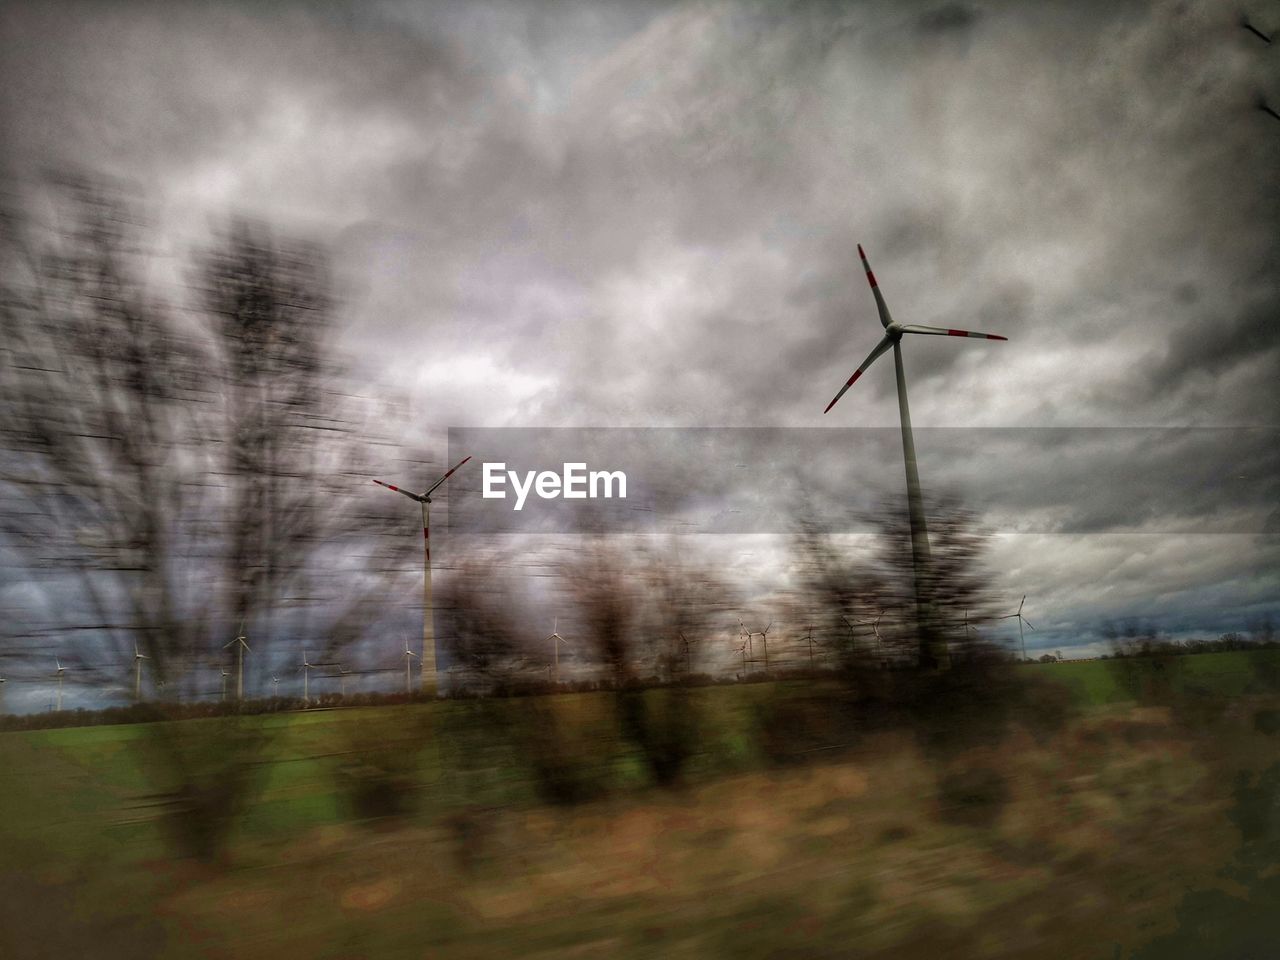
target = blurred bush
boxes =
[935,764,1011,829]
[331,710,433,824]
[133,714,269,862]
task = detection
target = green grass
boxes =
[1039,649,1280,706]
[2,652,1278,958]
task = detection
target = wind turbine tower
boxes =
[824,245,1007,669]
[402,639,418,695]
[996,595,1035,663]
[224,621,251,701]
[133,642,150,702]
[374,455,471,697]
[545,618,570,684]
[301,649,316,704]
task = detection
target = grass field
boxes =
[1,653,1277,958]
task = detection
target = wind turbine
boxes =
[301,649,316,704]
[0,673,6,713]
[544,618,570,684]
[749,621,774,673]
[132,641,150,702]
[678,631,698,675]
[996,595,1035,663]
[54,657,66,712]
[824,244,1007,669]
[374,455,472,697]
[402,639,418,695]
[272,676,280,697]
[339,665,351,698]
[800,624,818,667]
[223,620,250,701]
[220,668,229,702]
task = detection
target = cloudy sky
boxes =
[2,0,1277,663]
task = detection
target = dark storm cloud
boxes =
[1,0,1277,653]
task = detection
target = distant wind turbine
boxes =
[54,657,66,712]
[824,245,1007,669]
[996,596,1035,662]
[339,665,351,698]
[678,631,698,675]
[544,618,570,684]
[800,624,818,667]
[301,649,317,704]
[402,639,418,695]
[220,668,230,702]
[224,620,250,701]
[133,642,150,702]
[374,455,472,697]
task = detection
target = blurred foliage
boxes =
[132,714,269,862]
[332,708,434,824]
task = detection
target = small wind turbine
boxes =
[223,620,250,701]
[996,596,1035,663]
[545,618,570,684]
[272,676,280,697]
[737,619,754,658]
[402,639,418,695]
[374,455,472,697]
[735,639,748,677]
[339,665,351,698]
[132,641,150,702]
[54,657,66,712]
[0,673,6,713]
[220,668,229,702]
[752,622,774,673]
[824,245,1007,669]
[800,624,818,667]
[301,649,317,704]
[678,631,697,675]
[1242,14,1273,44]
[843,609,886,659]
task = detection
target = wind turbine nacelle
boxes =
[885,322,904,338]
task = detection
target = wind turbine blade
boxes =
[1022,619,1036,631]
[373,479,424,502]
[824,334,894,414]
[899,324,1007,341]
[1241,16,1272,43]
[857,244,894,328]
[423,455,473,499]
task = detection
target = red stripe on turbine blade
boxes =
[866,271,877,288]
[988,334,1007,340]
[947,329,966,337]
[423,527,429,539]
